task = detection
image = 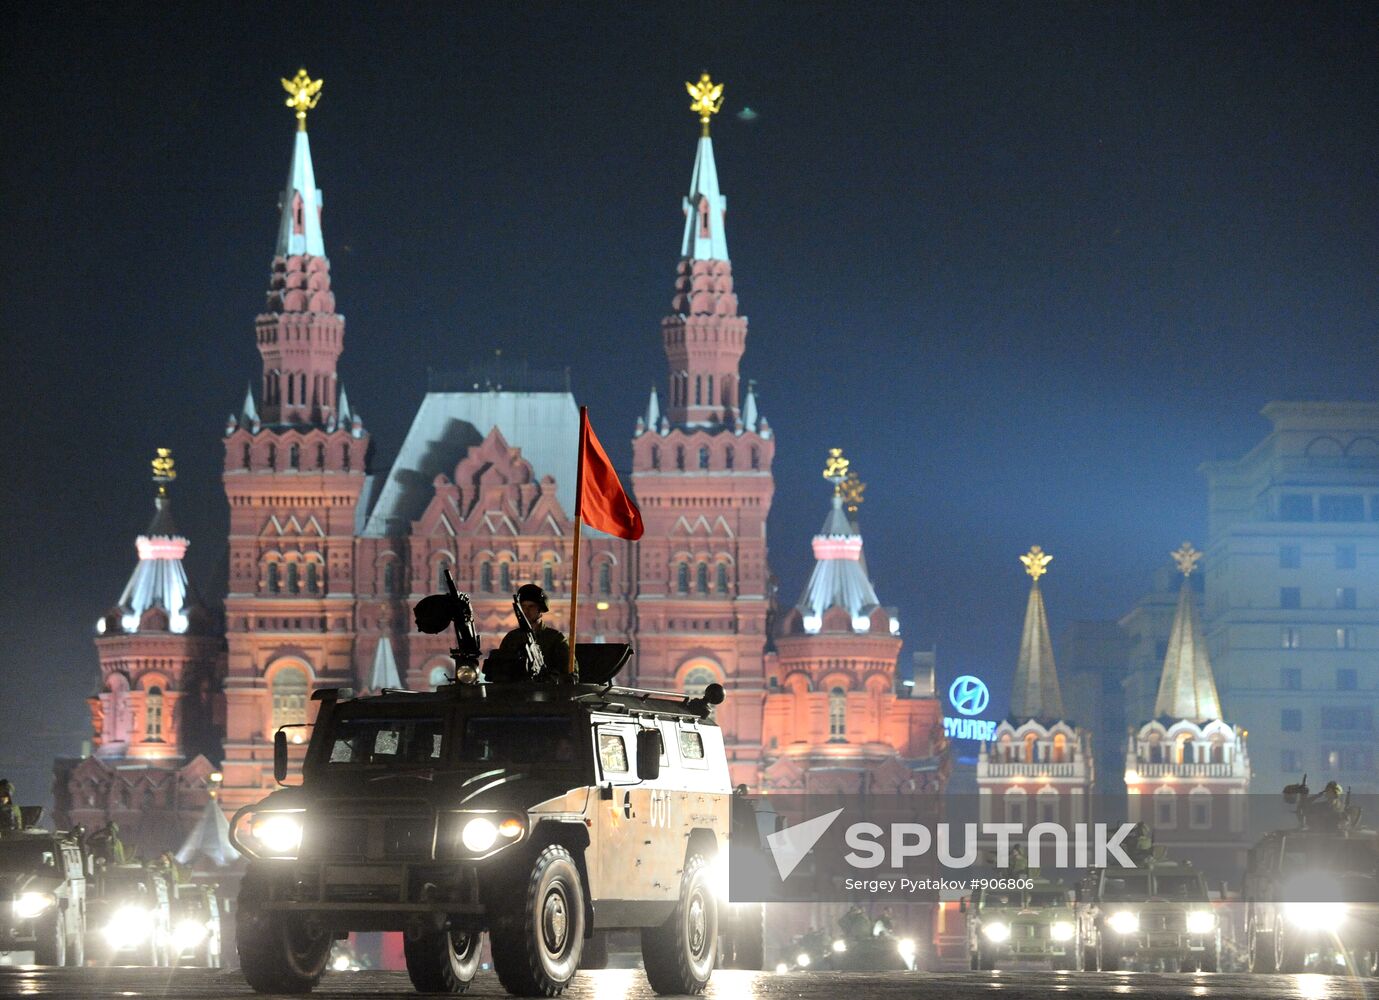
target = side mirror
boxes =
[273,730,289,784]
[636,730,662,781]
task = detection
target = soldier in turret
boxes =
[0,779,23,831]
[496,584,578,682]
[1304,781,1347,833]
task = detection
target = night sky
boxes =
[3,3,1377,806]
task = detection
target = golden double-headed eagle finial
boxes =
[282,68,324,131]
[1020,545,1052,582]
[151,448,176,497]
[1171,541,1202,577]
[686,73,725,135]
[839,470,866,513]
[822,447,849,483]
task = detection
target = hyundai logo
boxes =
[948,675,990,717]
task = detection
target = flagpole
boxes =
[567,407,588,676]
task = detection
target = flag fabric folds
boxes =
[578,410,644,540]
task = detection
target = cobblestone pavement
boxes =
[3,967,1379,1000]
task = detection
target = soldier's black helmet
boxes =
[517,583,549,613]
[0,779,11,797]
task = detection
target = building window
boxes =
[480,562,493,593]
[1337,668,1358,691]
[1336,587,1357,610]
[1189,796,1212,830]
[716,563,730,594]
[1281,708,1302,732]
[145,687,163,741]
[751,447,760,470]
[696,563,709,594]
[342,442,351,472]
[828,687,847,741]
[598,563,611,596]
[1038,796,1058,825]
[1282,627,1302,649]
[1280,587,1301,610]
[306,561,319,594]
[698,447,709,469]
[271,666,308,731]
[683,666,717,696]
[676,447,685,471]
[651,446,660,470]
[289,444,300,469]
[1281,749,1302,773]
[267,443,277,469]
[1005,793,1027,827]
[382,562,396,595]
[1282,668,1302,691]
[543,563,554,593]
[267,563,280,594]
[437,562,451,590]
[499,563,511,594]
[287,563,300,594]
[316,443,326,468]
[1280,494,1314,521]
[1337,627,1355,649]
[242,443,252,469]
[1336,544,1357,570]
[1155,792,1177,829]
[725,446,734,470]
[1321,706,1371,731]
[1279,544,1301,569]
[1320,495,1365,522]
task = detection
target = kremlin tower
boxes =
[218,71,370,813]
[977,547,1094,826]
[54,450,223,857]
[630,75,775,787]
[761,450,947,793]
[1124,543,1249,847]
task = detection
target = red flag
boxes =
[577,409,644,540]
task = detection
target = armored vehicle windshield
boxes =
[1282,836,1379,876]
[0,837,61,870]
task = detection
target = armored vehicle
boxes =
[86,862,174,966]
[963,879,1079,970]
[0,827,87,966]
[1244,781,1379,974]
[1078,857,1219,971]
[170,882,222,967]
[232,582,731,997]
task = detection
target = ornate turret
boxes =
[794,450,888,635]
[1153,542,1223,722]
[1009,546,1066,722]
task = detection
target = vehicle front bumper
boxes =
[1105,930,1215,956]
[255,861,486,931]
[984,920,1077,958]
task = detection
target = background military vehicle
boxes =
[1244,780,1379,974]
[962,879,1079,970]
[0,824,87,966]
[1078,856,1219,971]
[232,583,732,997]
[169,882,222,968]
[85,862,173,966]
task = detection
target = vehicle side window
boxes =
[679,730,705,761]
[599,732,629,773]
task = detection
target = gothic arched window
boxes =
[750,447,760,470]
[145,687,163,741]
[651,446,660,470]
[677,562,690,594]
[342,442,351,472]
[698,447,710,470]
[828,688,847,741]
[694,375,702,406]
[383,562,397,595]
[289,444,300,469]
[437,562,451,591]
[316,443,326,468]
[267,563,280,594]
[696,563,709,594]
[598,563,611,596]
[267,444,277,469]
[242,443,252,469]
[543,562,554,593]
[707,374,714,406]
[480,562,493,593]
[725,446,734,470]
[676,446,686,471]
[306,561,319,594]
[499,562,512,594]
[716,563,730,594]
[683,666,718,697]
[287,563,300,594]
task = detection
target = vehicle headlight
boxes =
[831,938,847,953]
[230,807,305,860]
[1050,921,1075,942]
[104,905,154,949]
[172,919,208,951]
[982,921,1011,942]
[1186,910,1215,935]
[1284,901,1347,931]
[458,814,523,855]
[1107,910,1140,935]
[12,892,55,920]
[796,952,811,967]
[897,937,917,959]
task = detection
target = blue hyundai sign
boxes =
[944,674,996,742]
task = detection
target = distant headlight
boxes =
[12,892,55,920]
[1107,910,1140,935]
[104,905,154,950]
[230,807,305,860]
[831,939,847,953]
[897,937,917,960]
[1284,901,1347,931]
[1186,911,1215,935]
[1050,921,1075,942]
[172,919,208,952]
[796,952,811,968]
[982,921,1011,942]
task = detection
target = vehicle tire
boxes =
[1200,944,1219,973]
[1177,956,1197,972]
[237,866,331,994]
[1247,911,1275,973]
[34,916,65,967]
[578,930,609,971]
[489,845,585,997]
[1051,953,1076,971]
[724,903,764,970]
[1082,942,1096,971]
[968,951,980,971]
[1275,919,1306,974]
[974,946,996,971]
[404,924,482,993]
[642,853,717,995]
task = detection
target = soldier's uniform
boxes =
[494,584,578,683]
[0,780,22,832]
